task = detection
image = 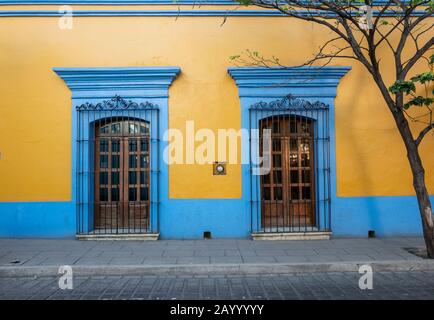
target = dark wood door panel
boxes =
[94,119,150,233]
[260,115,316,230]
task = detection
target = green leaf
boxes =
[427,0,434,12]
[411,71,434,84]
[236,0,251,5]
[404,96,434,109]
[389,80,416,95]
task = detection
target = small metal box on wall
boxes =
[213,162,226,175]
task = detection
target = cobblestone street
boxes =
[1,271,434,300]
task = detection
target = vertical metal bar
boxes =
[312,109,315,231]
[279,114,291,231]
[133,111,136,233]
[259,108,262,233]
[315,110,320,231]
[257,107,261,232]
[289,113,292,232]
[106,113,109,234]
[85,107,89,234]
[304,110,307,232]
[326,108,331,231]
[304,110,308,233]
[322,106,326,232]
[285,115,290,231]
[137,113,140,233]
[80,108,84,234]
[119,112,124,234]
[147,108,150,233]
[318,108,322,231]
[258,114,261,233]
[92,108,96,234]
[76,108,80,234]
[249,108,253,234]
[277,114,281,233]
[272,113,275,233]
[156,107,160,234]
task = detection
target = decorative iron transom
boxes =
[250,94,329,111]
[76,95,159,111]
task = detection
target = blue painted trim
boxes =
[158,199,251,238]
[53,67,180,99]
[332,195,433,237]
[229,66,350,235]
[228,66,352,90]
[248,100,332,232]
[53,67,180,92]
[227,65,429,237]
[54,66,180,235]
[0,195,429,238]
[0,9,429,17]
[0,201,76,238]
[228,66,351,99]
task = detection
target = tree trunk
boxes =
[406,142,434,258]
[394,112,434,258]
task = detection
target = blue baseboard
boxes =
[0,201,75,238]
[0,195,431,238]
[331,195,431,237]
[159,199,250,239]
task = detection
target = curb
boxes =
[1,260,434,277]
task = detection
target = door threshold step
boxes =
[252,232,331,240]
[76,233,159,241]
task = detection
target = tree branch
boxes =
[416,123,434,146]
[402,37,434,77]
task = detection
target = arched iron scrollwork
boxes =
[76,95,159,111]
[250,94,329,111]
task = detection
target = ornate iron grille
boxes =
[249,95,331,234]
[76,96,160,235]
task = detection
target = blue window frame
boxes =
[54,67,180,237]
[228,66,351,235]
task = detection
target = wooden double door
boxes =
[94,119,150,232]
[260,115,316,230]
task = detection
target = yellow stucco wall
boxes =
[0,6,432,201]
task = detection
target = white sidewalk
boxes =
[0,237,432,276]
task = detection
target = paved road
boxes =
[1,271,434,300]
